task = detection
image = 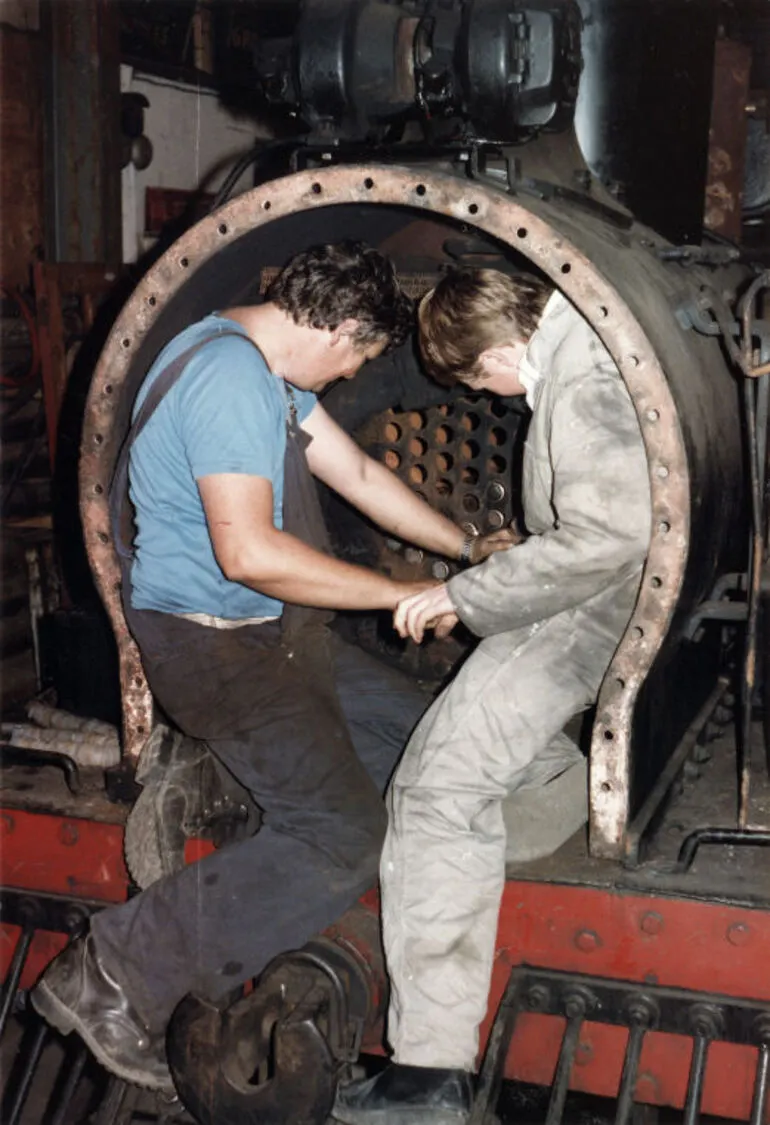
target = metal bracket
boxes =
[472,965,770,1125]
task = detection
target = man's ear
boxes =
[330,318,361,346]
[482,344,520,371]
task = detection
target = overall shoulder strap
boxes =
[109,329,248,559]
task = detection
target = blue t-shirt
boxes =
[129,314,317,618]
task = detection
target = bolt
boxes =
[640,911,664,936]
[525,984,550,1011]
[486,510,505,531]
[59,821,79,847]
[64,906,90,935]
[688,1003,724,1040]
[564,988,594,1019]
[487,481,506,503]
[432,561,450,580]
[625,995,658,1028]
[404,548,424,565]
[573,929,602,953]
[726,922,750,947]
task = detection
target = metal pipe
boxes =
[469,969,524,1125]
[93,1075,141,1125]
[740,377,763,826]
[0,926,33,1039]
[683,1035,710,1125]
[675,826,770,872]
[49,1045,88,1125]
[615,999,657,1125]
[614,1022,646,1125]
[749,1043,770,1125]
[545,1008,585,1125]
[5,1021,48,1125]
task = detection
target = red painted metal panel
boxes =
[479,881,770,1119]
[494,881,770,1000]
[0,807,129,903]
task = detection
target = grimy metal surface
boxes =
[80,164,744,859]
[43,0,122,264]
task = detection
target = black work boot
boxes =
[31,934,175,1093]
[332,1063,473,1125]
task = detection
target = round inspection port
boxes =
[384,422,402,442]
[461,440,480,460]
[462,494,481,513]
[409,437,428,458]
[436,452,454,473]
[436,478,453,497]
[489,427,508,447]
[462,467,479,485]
[461,412,480,432]
[487,456,507,474]
[409,464,427,485]
[409,411,427,430]
[384,450,401,470]
[435,425,453,444]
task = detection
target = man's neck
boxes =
[220,303,296,378]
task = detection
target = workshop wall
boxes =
[120,65,267,263]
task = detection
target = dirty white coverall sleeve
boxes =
[380,294,651,1070]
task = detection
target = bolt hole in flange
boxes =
[81,166,743,862]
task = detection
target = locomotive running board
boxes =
[470,965,770,1125]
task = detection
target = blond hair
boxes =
[418,268,553,386]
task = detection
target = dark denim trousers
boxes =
[92,610,427,1031]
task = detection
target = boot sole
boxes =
[330,1109,469,1125]
[31,980,175,1094]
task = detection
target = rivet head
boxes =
[574,929,602,953]
[58,822,79,847]
[726,922,750,946]
[640,911,664,936]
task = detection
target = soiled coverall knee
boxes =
[381,293,651,1070]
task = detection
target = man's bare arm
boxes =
[303,404,513,562]
[198,473,427,610]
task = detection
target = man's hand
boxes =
[468,524,522,565]
[393,584,458,644]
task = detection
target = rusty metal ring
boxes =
[80,164,689,858]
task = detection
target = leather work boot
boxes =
[31,934,175,1093]
[332,1063,473,1125]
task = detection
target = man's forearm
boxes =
[224,526,422,610]
[347,456,465,559]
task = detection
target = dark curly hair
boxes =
[267,241,413,352]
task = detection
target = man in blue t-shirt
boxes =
[32,241,514,1094]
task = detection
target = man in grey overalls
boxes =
[31,244,513,1093]
[335,268,651,1124]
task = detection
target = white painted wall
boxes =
[120,64,268,263]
